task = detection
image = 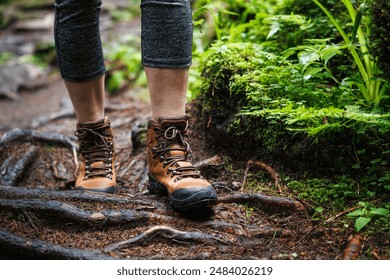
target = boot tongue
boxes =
[158,116,187,131]
[158,117,190,162]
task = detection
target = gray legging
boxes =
[54,0,193,83]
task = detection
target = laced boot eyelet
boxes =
[174,176,183,183]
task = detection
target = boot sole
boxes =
[148,174,217,211]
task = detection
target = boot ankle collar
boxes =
[77,116,109,128]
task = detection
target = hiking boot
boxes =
[147,116,217,210]
[75,116,116,193]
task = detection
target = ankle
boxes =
[76,113,105,124]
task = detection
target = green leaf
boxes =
[358,201,369,207]
[304,67,323,80]
[379,172,390,182]
[267,21,281,39]
[369,158,382,165]
[299,50,320,65]
[351,3,367,44]
[355,217,371,232]
[321,46,341,65]
[347,209,364,217]
[193,19,204,27]
[369,208,390,216]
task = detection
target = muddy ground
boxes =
[0,1,387,260]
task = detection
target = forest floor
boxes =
[0,1,386,260]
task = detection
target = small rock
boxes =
[0,61,48,99]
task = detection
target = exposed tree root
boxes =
[0,229,114,260]
[0,186,165,208]
[0,128,78,171]
[0,146,39,186]
[202,220,293,237]
[0,191,291,238]
[0,186,305,214]
[217,193,305,213]
[104,225,228,253]
[31,109,75,129]
[0,128,77,154]
[0,198,171,226]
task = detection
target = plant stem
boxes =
[312,0,368,83]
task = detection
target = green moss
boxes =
[287,177,358,210]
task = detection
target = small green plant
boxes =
[312,207,324,221]
[239,203,255,221]
[282,40,343,86]
[313,0,388,109]
[347,201,390,232]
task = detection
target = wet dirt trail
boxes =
[0,1,360,260]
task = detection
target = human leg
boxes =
[144,67,187,119]
[54,0,116,193]
[141,0,217,210]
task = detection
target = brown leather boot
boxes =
[147,116,217,210]
[75,116,116,193]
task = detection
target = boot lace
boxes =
[152,124,202,182]
[75,123,113,180]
